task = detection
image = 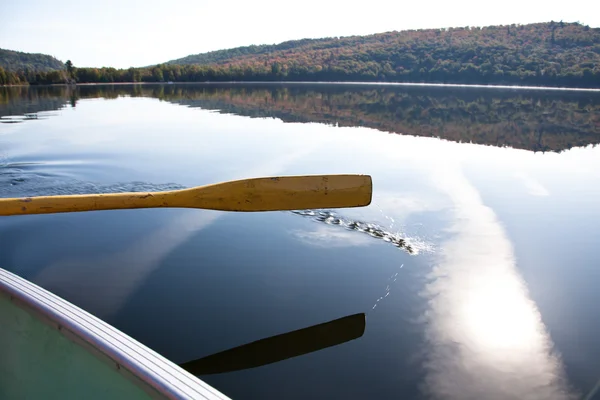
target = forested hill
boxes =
[166,39,324,66]
[162,22,600,87]
[0,48,65,72]
[2,22,600,87]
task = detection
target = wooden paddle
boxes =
[179,313,366,375]
[0,174,372,216]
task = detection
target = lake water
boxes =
[1,83,600,399]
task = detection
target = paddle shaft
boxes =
[0,191,174,216]
[0,175,372,216]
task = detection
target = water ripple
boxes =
[0,114,45,124]
[0,171,186,198]
[291,209,432,255]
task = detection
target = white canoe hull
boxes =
[0,268,230,400]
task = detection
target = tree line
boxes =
[1,22,599,88]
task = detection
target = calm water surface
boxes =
[1,84,600,399]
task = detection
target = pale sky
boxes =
[0,0,597,69]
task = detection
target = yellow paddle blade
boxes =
[0,174,372,216]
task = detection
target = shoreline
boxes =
[3,81,600,92]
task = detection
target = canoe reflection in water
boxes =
[179,313,366,376]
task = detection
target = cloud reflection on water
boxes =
[421,165,575,400]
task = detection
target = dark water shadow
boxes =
[180,313,366,375]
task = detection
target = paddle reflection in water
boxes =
[180,313,366,376]
[422,165,576,400]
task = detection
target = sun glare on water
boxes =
[422,167,575,400]
[461,272,541,351]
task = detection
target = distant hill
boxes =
[166,38,330,66]
[161,21,600,87]
[2,21,599,87]
[0,48,64,72]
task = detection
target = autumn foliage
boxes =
[1,22,599,88]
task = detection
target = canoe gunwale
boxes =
[0,268,230,400]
